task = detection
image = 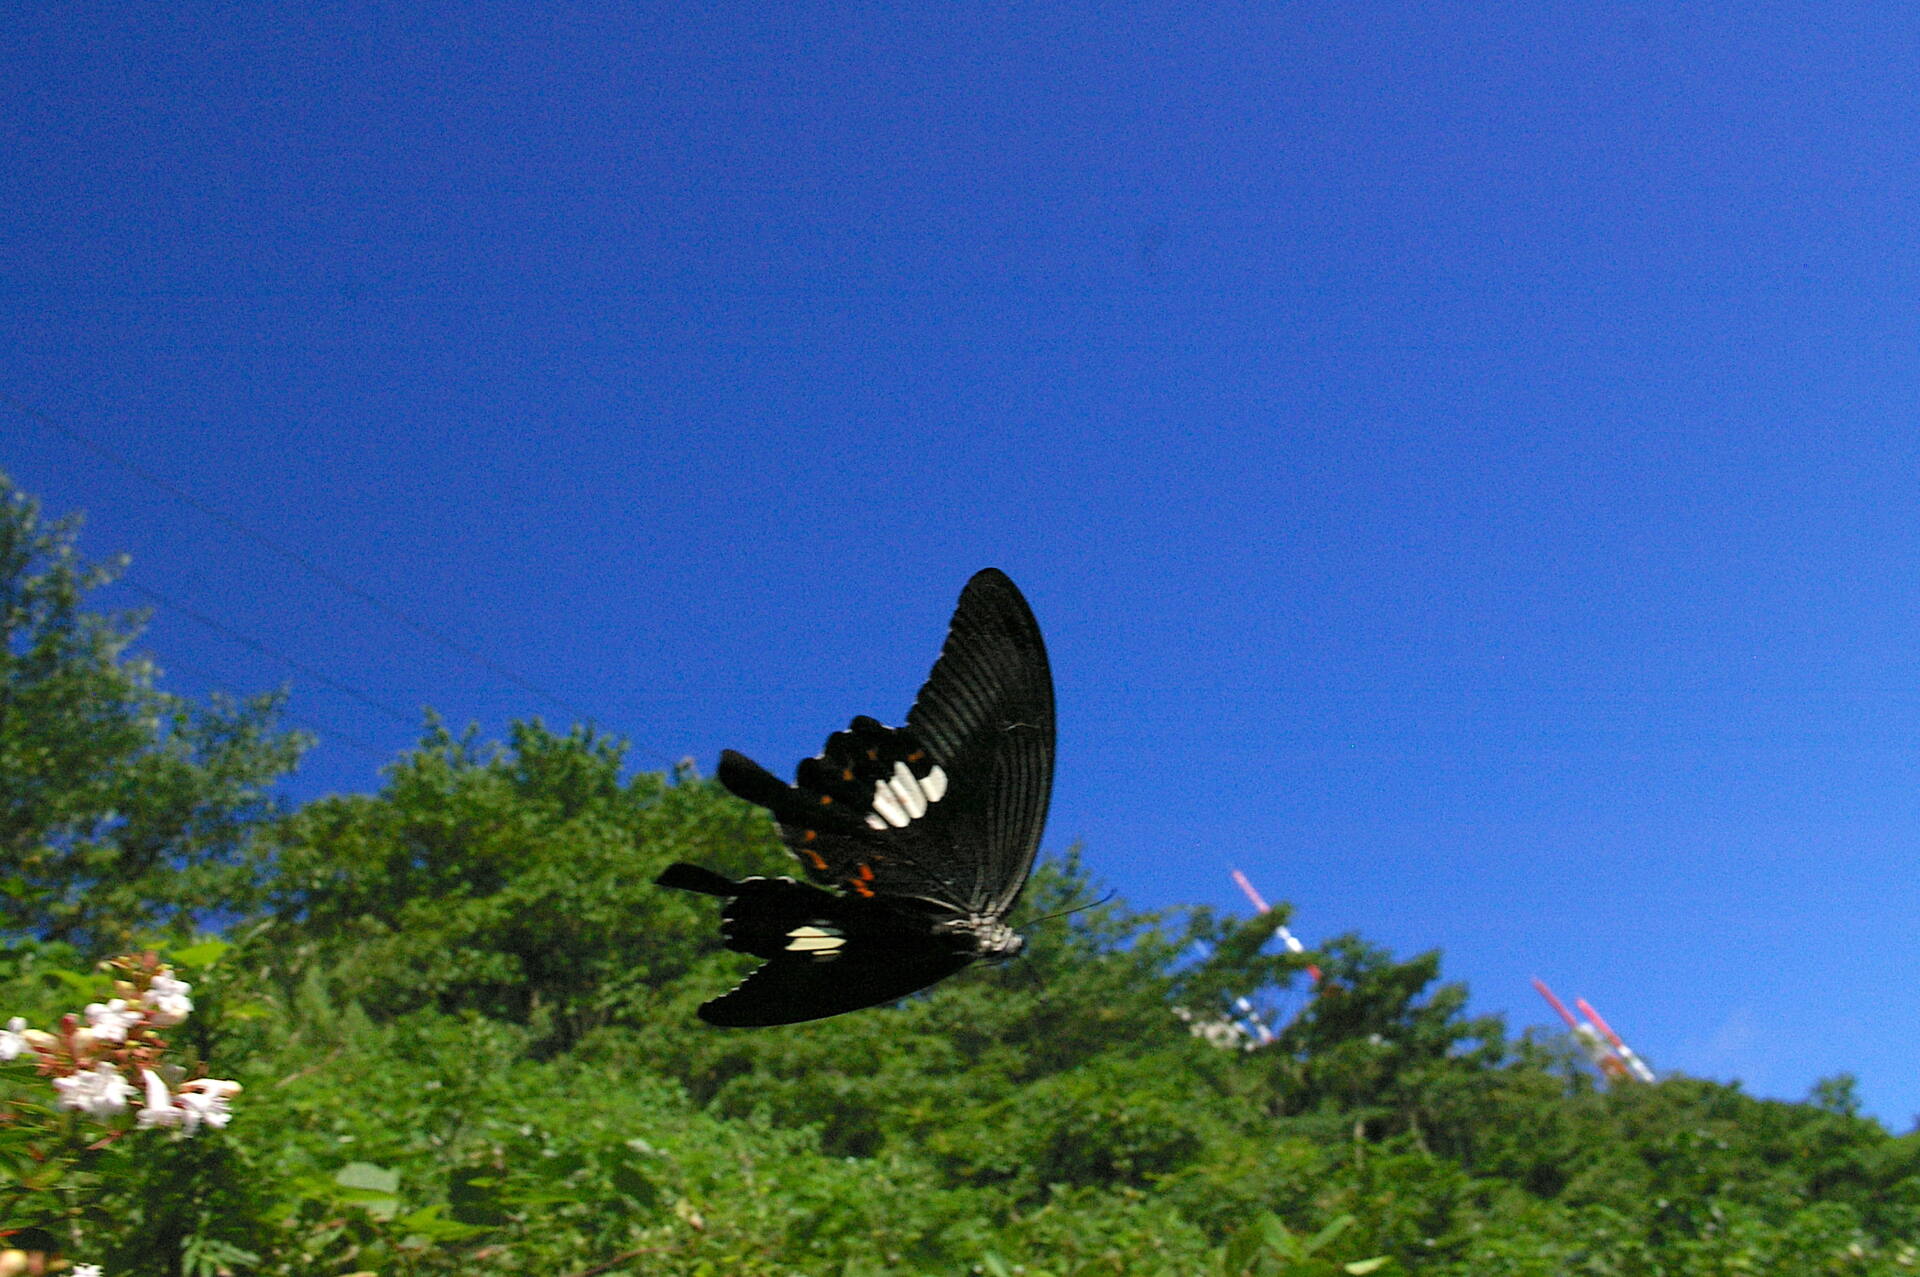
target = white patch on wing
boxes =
[888,761,927,818]
[864,813,888,831]
[870,782,910,828]
[921,765,948,803]
[786,924,845,954]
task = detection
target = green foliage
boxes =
[11,738,1920,1275]
[1219,1213,1390,1275]
[254,718,768,1049]
[0,473,307,952]
[11,475,1920,1273]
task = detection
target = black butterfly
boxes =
[656,568,1055,1027]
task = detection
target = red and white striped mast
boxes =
[1231,868,1321,985]
[1576,995,1657,1084]
[1531,977,1654,1084]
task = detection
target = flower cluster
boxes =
[2,953,239,1137]
[1171,1004,1263,1051]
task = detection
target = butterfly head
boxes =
[981,926,1025,964]
[938,915,1024,963]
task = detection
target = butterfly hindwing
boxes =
[659,866,974,1026]
[697,946,976,1027]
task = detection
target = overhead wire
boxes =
[1,390,598,726]
[119,577,422,729]
[139,652,394,765]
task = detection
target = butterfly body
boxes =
[657,568,1053,1027]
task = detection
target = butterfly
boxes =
[656,568,1055,1027]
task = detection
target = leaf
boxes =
[333,1161,402,1219]
[611,1160,661,1209]
[1343,1260,1390,1275]
[12,1156,70,1191]
[167,939,232,968]
[220,999,274,1021]
[396,1202,492,1242]
[1223,1221,1267,1273]
[449,1167,508,1226]
[1258,1213,1306,1261]
[1304,1214,1356,1255]
[48,968,103,998]
[335,1161,401,1193]
[180,1235,260,1277]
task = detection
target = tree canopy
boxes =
[0,473,305,951]
[5,474,1918,1275]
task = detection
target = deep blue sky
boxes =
[9,3,1920,1122]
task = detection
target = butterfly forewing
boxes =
[903,569,1055,916]
[717,569,1052,918]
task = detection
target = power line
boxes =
[148,653,394,766]
[121,577,422,729]
[2,390,598,725]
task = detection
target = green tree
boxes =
[0,474,306,951]
[253,718,771,1048]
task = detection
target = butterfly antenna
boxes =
[1022,889,1118,930]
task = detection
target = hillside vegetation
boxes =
[5,473,1917,1276]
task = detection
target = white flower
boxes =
[136,1068,184,1130]
[53,1063,133,1119]
[83,999,141,1044]
[137,1069,240,1135]
[177,1077,241,1133]
[143,973,193,1027]
[73,1265,103,1277]
[0,1016,29,1061]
